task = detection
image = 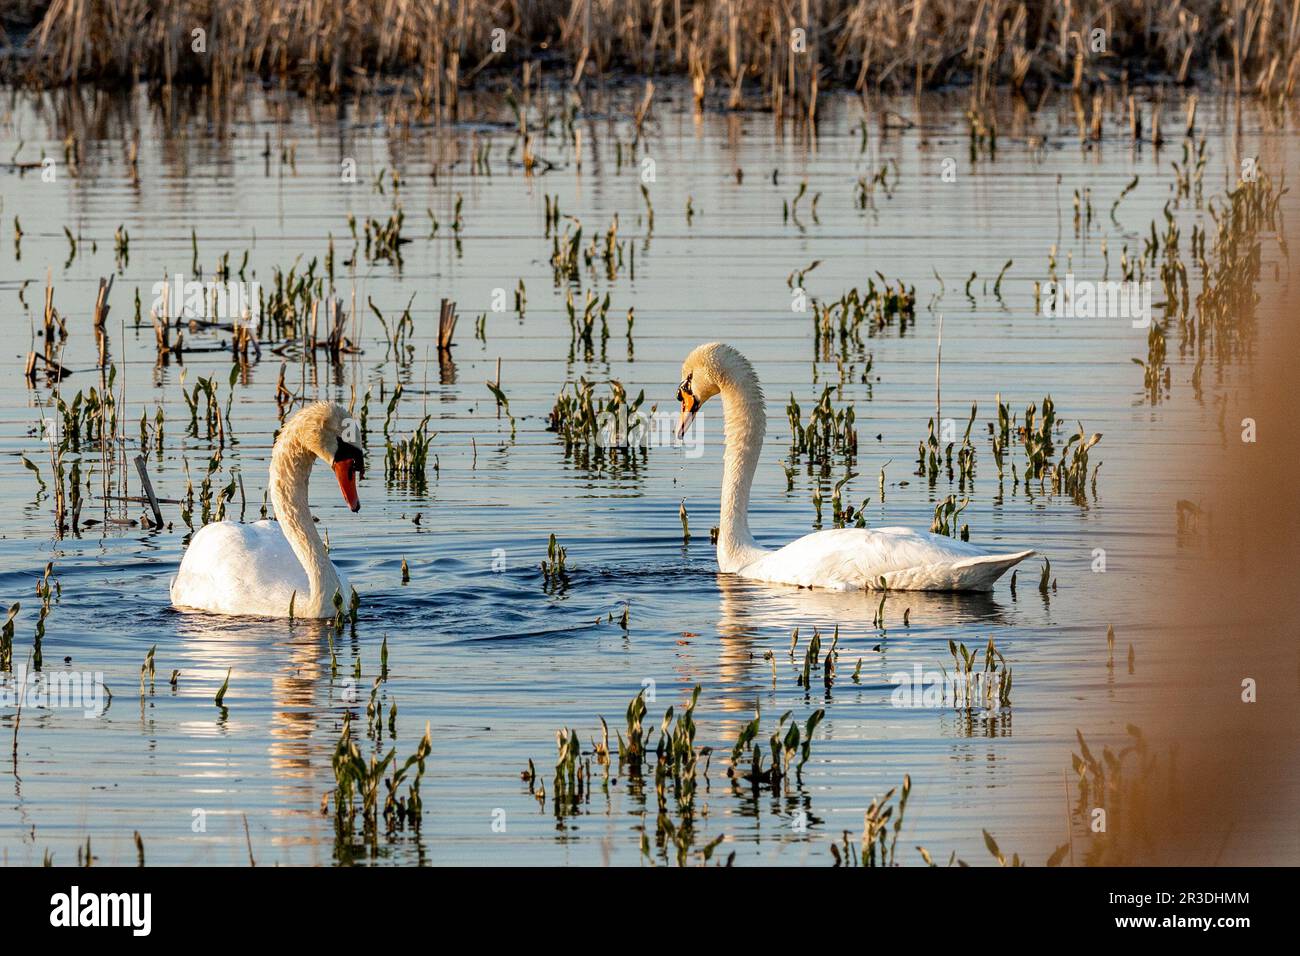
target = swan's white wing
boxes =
[171,520,311,617]
[735,526,1033,592]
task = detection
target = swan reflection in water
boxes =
[712,572,1011,720]
[170,612,338,864]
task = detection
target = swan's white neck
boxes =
[716,374,769,572]
[269,429,340,615]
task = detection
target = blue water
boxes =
[0,81,1288,865]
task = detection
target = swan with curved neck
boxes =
[170,401,364,618]
[676,343,1033,591]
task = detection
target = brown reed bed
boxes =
[4,1,1300,110]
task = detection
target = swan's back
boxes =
[171,520,312,617]
[737,527,1032,592]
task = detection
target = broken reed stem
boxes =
[93,275,113,371]
[134,455,164,528]
[437,298,458,351]
[92,275,113,328]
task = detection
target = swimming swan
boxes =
[675,343,1033,591]
[170,401,364,618]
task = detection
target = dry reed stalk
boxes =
[437,298,458,351]
[633,78,655,139]
[42,269,64,341]
[151,274,177,358]
[8,2,1300,100]
[92,275,113,328]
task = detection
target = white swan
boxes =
[675,343,1033,591]
[170,401,365,618]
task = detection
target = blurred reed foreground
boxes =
[1,1,1299,109]
[1118,191,1300,867]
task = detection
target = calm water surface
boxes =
[0,82,1290,864]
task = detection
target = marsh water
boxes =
[0,81,1288,865]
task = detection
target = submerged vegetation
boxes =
[547,377,648,472]
[524,684,826,866]
[330,713,432,859]
[813,278,917,353]
[786,387,858,466]
[518,677,1167,868]
[384,415,433,492]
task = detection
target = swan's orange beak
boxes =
[676,393,699,441]
[332,439,364,512]
[333,460,360,512]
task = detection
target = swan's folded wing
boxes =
[737,527,1032,591]
[171,520,307,616]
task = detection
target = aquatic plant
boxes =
[916,418,941,482]
[527,686,821,864]
[1064,725,1172,865]
[140,644,156,696]
[946,638,1012,712]
[616,689,651,773]
[550,217,584,284]
[362,210,408,264]
[485,378,517,437]
[930,494,969,540]
[795,627,824,690]
[830,471,864,527]
[32,563,58,671]
[812,277,917,355]
[726,703,825,790]
[384,415,432,492]
[551,727,586,816]
[547,377,647,472]
[830,774,911,867]
[1019,395,1058,481]
[0,603,17,672]
[180,373,230,443]
[854,162,897,209]
[540,533,568,588]
[955,403,978,487]
[786,386,857,464]
[981,830,1024,867]
[330,713,432,846]
[1051,426,1103,503]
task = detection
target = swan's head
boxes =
[282,401,365,512]
[675,342,757,439]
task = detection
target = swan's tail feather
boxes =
[949,549,1036,591]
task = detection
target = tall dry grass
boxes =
[4,1,1300,108]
